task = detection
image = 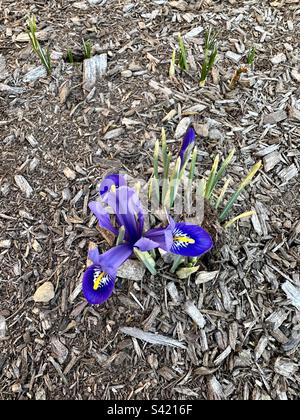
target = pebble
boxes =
[121,70,133,78]
[33,282,55,303]
[63,167,76,180]
[117,259,146,281]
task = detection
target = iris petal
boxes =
[89,201,118,235]
[144,227,173,252]
[171,223,213,257]
[82,265,115,305]
[179,127,196,166]
[100,174,127,196]
[105,186,144,243]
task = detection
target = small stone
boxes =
[103,128,124,140]
[32,239,42,253]
[121,70,133,78]
[35,388,46,400]
[14,175,33,198]
[289,107,300,121]
[271,53,287,65]
[194,123,209,138]
[23,66,47,83]
[117,259,146,281]
[0,239,11,249]
[226,51,242,63]
[0,315,6,338]
[11,383,22,393]
[33,282,55,303]
[63,167,76,180]
[175,117,191,139]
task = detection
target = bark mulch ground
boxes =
[0,0,300,400]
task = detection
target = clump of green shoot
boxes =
[83,39,93,59]
[246,47,256,66]
[204,150,262,228]
[178,33,188,72]
[169,34,189,78]
[199,28,218,87]
[66,48,74,64]
[229,46,256,90]
[27,16,51,75]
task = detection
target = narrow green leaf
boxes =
[116,226,125,245]
[224,210,256,229]
[171,255,185,273]
[134,248,157,275]
[205,154,220,199]
[215,178,230,209]
[169,48,176,78]
[208,149,235,199]
[219,161,262,221]
[176,266,200,279]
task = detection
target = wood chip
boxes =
[196,270,219,285]
[282,281,300,310]
[23,66,47,83]
[0,316,6,339]
[184,301,206,328]
[83,54,108,91]
[274,358,299,377]
[175,117,191,139]
[120,327,186,349]
[14,175,33,198]
[263,109,287,125]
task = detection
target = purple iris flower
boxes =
[179,126,196,168]
[146,217,213,258]
[83,175,213,305]
[83,183,170,304]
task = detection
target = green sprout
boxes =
[229,46,256,89]
[246,47,256,65]
[66,48,74,64]
[199,28,218,87]
[178,33,188,72]
[27,16,51,75]
[83,39,93,59]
